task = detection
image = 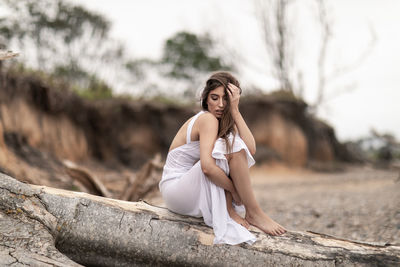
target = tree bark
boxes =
[1,172,399,266]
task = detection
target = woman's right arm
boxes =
[198,113,236,194]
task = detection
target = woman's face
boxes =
[206,86,227,119]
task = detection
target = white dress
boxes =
[159,111,256,245]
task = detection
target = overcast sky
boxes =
[72,0,400,142]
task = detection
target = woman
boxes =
[159,71,286,245]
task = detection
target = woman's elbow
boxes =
[201,163,213,176]
[249,144,256,156]
[200,160,215,176]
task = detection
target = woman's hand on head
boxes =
[227,83,241,113]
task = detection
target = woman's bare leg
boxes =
[225,190,250,228]
[227,149,286,236]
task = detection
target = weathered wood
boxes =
[0,51,19,60]
[63,160,112,198]
[120,153,163,201]
[1,172,399,266]
[0,174,82,266]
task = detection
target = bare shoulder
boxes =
[194,112,218,137]
[197,112,218,125]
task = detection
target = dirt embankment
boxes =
[0,70,356,193]
[239,96,354,166]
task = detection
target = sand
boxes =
[250,164,400,244]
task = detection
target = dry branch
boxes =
[120,153,163,201]
[1,172,399,266]
[63,160,112,198]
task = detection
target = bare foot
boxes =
[228,208,250,229]
[245,211,286,236]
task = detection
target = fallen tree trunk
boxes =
[0,172,399,266]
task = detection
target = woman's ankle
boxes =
[226,203,235,213]
[245,207,264,219]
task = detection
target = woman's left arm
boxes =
[227,83,256,155]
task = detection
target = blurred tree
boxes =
[0,0,126,97]
[258,0,294,93]
[125,31,233,100]
[346,128,400,165]
[75,76,113,100]
[162,31,232,80]
[0,2,233,100]
[255,0,376,113]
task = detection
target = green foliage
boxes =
[7,62,68,90]
[0,0,109,45]
[124,58,158,81]
[53,63,89,84]
[7,62,113,100]
[0,0,125,93]
[162,31,232,80]
[52,62,113,100]
[74,77,113,100]
[0,1,235,100]
[0,0,111,59]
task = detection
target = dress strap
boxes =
[186,111,204,144]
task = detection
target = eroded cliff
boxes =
[0,70,354,195]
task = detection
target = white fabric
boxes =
[186,110,200,144]
[159,111,256,245]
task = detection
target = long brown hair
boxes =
[200,71,241,153]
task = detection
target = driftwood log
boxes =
[0,51,19,61]
[120,153,163,201]
[63,160,112,198]
[61,153,162,201]
[1,172,399,266]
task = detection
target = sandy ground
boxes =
[148,164,400,245]
[250,164,400,244]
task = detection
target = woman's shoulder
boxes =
[197,111,218,124]
[198,111,216,120]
